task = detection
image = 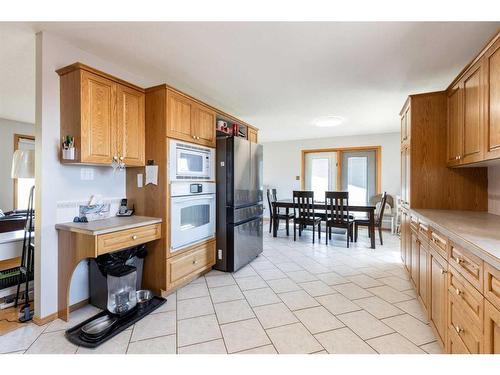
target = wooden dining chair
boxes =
[292,191,321,244]
[267,189,293,235]
[324,191,355,248]
[355,191,388,245]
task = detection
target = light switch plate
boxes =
[137,173,143,188]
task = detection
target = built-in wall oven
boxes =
[170,182,216,252]
[169,139,215,181]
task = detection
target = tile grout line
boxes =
[201,275,229,354]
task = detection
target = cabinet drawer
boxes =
[448,294,483,354]
[448,323,470,354]
[448,265,483,327]
[410,216,418,233]
[449,242,483,291]
[417,220,430,243]
[96,224,161,255]
[166,240,215,290]
[484,263,500,311]
[429,228,448,260]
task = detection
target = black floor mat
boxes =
[65,296,166,348]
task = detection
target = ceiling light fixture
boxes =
[313,116,345,128]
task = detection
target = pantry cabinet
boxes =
[166,89,216,147]
[57,63,145,166]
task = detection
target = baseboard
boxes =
[33,298,90,326]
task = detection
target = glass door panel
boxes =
[341,150,376,205]
[305,152,337,201]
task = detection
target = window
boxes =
[14,134,35,210]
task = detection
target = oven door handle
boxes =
[172,195,215,203]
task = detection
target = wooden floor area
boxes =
[0,303,32,336]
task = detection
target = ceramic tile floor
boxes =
[0,227,442,354]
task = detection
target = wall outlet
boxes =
[217,249,223,260]
[295,176,300,180]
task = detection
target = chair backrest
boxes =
[325,191,350,224]
[376,191,388,226]
[266,189,276,218]
[293,191,315,220]
[271,188,277,201]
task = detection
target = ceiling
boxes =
[1,22,499,141]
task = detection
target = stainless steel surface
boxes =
[136,289,153,304]
[81,315,117,337]
[232,204,264,224]
[250,142,263,204]
[233,216,263,271]
[233,137,252,207]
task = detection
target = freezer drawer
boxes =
[232,216,263,272]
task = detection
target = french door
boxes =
[341,150,376,205]
[304,152,338,201]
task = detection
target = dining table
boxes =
[271,199,377,249]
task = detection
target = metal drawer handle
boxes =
[192,259,198,265]
[455,257,464,265]
[455,288,462,296]
[132,235,138,240]
[440,269,447,275]
[454,325,464,334]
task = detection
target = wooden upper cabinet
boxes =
[166,90,216,147]
[58,63,145,166]
[400,105,411,144]
[447,84,463,166]
[248,128,258,143]
[166,90,193,142]
[484,37,500,160]
[80,70,117,164]
[191,104,216,147]
[462,64,484,164]
[117,84,145,166]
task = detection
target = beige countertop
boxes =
[412,209,500,269]
[55,216,162,235]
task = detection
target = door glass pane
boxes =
[310,158,329,200]
[178,152,203,173]
[180,204,209,230]
[347,156,368,205]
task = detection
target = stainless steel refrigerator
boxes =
[215,135,263,272]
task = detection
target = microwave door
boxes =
[177,149,205,177]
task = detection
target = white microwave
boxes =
[169,139,215,182]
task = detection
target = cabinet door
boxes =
[462,64,483,164]
[410,231,420,289]
[400,211,407,265]
[116,84,145,166]
[248,128,258,143]
[167,90,193,143]
[419,242,430,310]
[401,112,407,143]
[192,104,216,147]
[404,213,412,271]
[484,38,500,160]
[447,84,463,166]
[430,252,448,346]
[484,300,500,354]
[401,146,410,207]
[80,70,116,164]
[405,146,411,207]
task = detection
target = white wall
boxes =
[35,32,153,318]
[262,132,401,201]
[0,118,34,212]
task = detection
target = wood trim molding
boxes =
[56,62,145,92]
[300,145,382,194]
[13,134,35,210]
[33,299,90,326]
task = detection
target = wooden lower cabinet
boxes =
[448,323,470,354]
[166,239,215,290]
[484,300,500,354]
[419,242,430,310]
[448,293,483,353]
[430,250,448,346]
[410,231,420,289]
